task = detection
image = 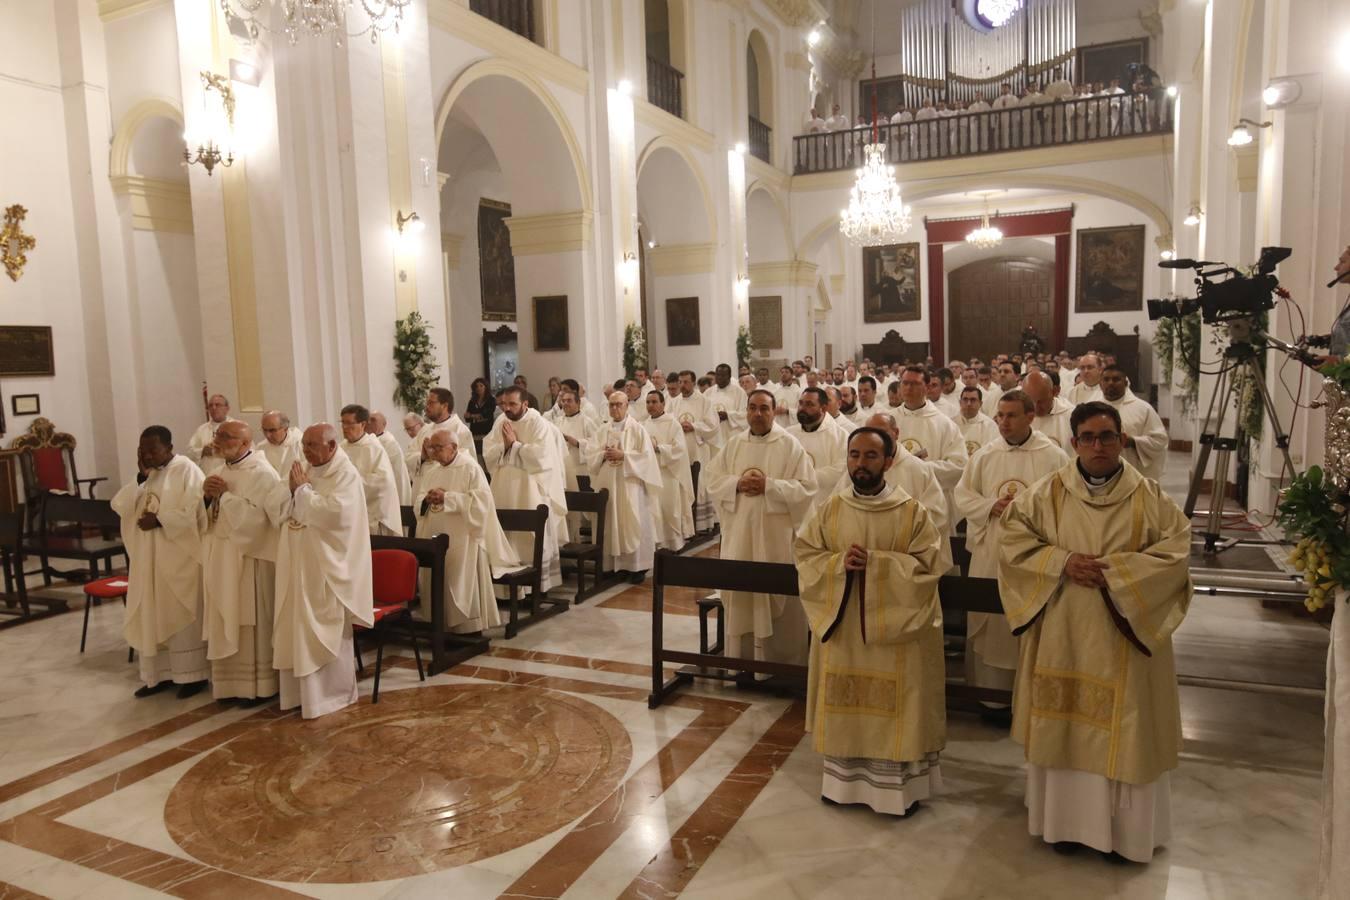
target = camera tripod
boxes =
[1182,324,1296,553]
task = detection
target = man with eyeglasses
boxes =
[256,410,303,476]
[997,400,1191,863]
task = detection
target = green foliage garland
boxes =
[736,324,754,369]
[623,323,649,379]
[1151,311,1202,416]
[392,311,440,413]
[1278,466,1350,611]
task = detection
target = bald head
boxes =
[212,420,253,462]
[425,429,459,464]
[1023,370,1056,416]
[301,423,338,467]
[367,411,388,436]
[864,412,900,440]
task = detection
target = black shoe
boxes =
[175,680,208,699]
[980,706,1013,729]
[239,694,277,708]
[1052,842,1084,856]
[134,680,172,698]
[1103,851,1133,865]
[900,801,921,818]
[629,570,647,584]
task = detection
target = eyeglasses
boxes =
[1075,431,1121,447]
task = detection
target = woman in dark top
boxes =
[465,377,497,436]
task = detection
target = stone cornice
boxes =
[749,259,818,287]
[504,211,593,255]
[98,0,170,21]
[648,243,718,276]
[110,175,192,234]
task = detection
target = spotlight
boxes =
[617,79,633,96]
[734,142,747,155]
[1166,84,1178,98]
[229,58,261,86]
[807,29,821,46]
[1262,78,1302,109]
[1160,249,1176,261]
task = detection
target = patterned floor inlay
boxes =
[163,683,632,883]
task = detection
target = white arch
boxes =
[435,59,593,214]
[746,180,793,259]
[110,96,183,179]
[637,136,718,243]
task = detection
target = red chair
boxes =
[82,576,134,663]
[356,549,425,703]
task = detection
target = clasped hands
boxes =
[202,475,229,501]
[989,494,1014,519]
[501,421,518,448]
[603,446,624,464]
[1065,552,1110,588]
[736,470,766,496]
[843,543,869,572]
[426,488,446,507]
[288,461,310,495]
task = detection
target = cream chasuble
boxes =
[341,433,403,536]
[375,430,412,506]
[200,451,281,699]
[772,382,801,429]
[1064,380,1104,406]
[669,390,721,531]
[831,447,951,566]
[795,485,947,813]
[187,418,240,465]
[583,417,664,571]
[705,383,748,448]
[111,455,209,686]
[786,417,848,511]
[482,408,570,590]
[556,411,599,539]
[642,413,695,549]
[955,432,1068,680]
[269,451,373,719]
[956,413,1000,460]
[1107,390,1169,480]
[414,453,518,633]
[998,460,1190,786]
[406,415,477,485]
[1031,396,1075,454]
[704,426,817,665]
[256,427,303,477]
[980,383,1004,418]
[895,401,968,533]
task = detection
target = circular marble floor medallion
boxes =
[164,683,632,883]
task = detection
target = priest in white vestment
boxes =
[998,401,1191,862]
[482,387,570,591]
[257,410,303,476]
[893,367,968,532]
[186,394,240,466]
[1025,371,1075,453]
[955,387,1001,459]
[200,422,281,701]
[407,388,477,484]
[978,368,1004,417]
[705,390,817,668]
[785,387,849,512]
[269,424,373,719]
[414,431,518,633]
[583,393,664,577]
[796,427,947,815]
[367,411,412,506]
[706,364,749,448]
[1064,353,1105,406]
[954,390,1068,721]
[339,404,403,536]
[641,391,695,551]
[772,367,802,429]
[669,370,722,532]
[111,426,210,698]
[554,389,599,537]
[1100,366,1169,481]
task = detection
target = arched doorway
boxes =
[948,254,1055,363]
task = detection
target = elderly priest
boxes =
[257,410,304,476]
[795,427,947,815]
[998,401,1191,862]
[200,421,282,702]
[641,390,695,551]
[112,426,210,699]
[583,392,664,578]
[270,424,374,719]
[705,389,817,668]
[415,431,519,634]
[187,394,239,465]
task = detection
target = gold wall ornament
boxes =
[183,71,236,176]
[1,205,36,282]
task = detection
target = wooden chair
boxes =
[575,475,592,492]
[11,419,106,517]
[494,504,568,638]
[561,488,608,604]
[370,532,486,676]
[0,510,29,621]
[355,548,426,703]
[400,504,417,538]
[80,576,134,662]
[23,495,126,586]
[688,461,701,539]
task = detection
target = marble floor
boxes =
[0,454,1330,898]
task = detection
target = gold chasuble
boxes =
[795,486,947,763]
[998,461,1191,786]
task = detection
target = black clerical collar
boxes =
[1077,459,1122,485]
[227,449,253,466]
[1004,431,1032,448]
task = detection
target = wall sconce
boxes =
[1166,85,1178,98]
[1227,118,1272,147]
[1,204,36,282]
[738,274,752,288]
[807,29,821,47]
[620,252,640,294]
[396,210,424,235]
[734,142,747,156]
[1182,205,1203,227]
[1159,248,1176,261]
[183,71,236,176]
[617,79,633,96]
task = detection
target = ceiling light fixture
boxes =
[222,0,412,46]
[965,196,1003,249]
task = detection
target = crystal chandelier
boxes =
[965,199,1003,249]
[840,1,911,247]
[977,0,1024,28]
[221,0,412,46]
[183,72,236,176]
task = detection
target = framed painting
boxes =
[477,199,517,322]
[1075,225,1146,313]
[1077,38,1149,88]
[862,242,922,324]
[665,297,700,346]
[749,296,783,350]
[0,325,55,377]
[532,295,569,351]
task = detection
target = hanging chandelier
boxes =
[221,0,412,46]
[840,1,911,247]
[965,198,1003,249]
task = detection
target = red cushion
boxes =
[84,576,129,599]
[33,448,69,493]
[371,549,418,605]
[354,601,409,631]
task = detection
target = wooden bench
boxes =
[647,549,1014,710]
[561,488,608,605]
[494,504,569,638]
[23,495,126,586]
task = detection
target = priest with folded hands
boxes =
[269,423,374,719]
[641,390,695,551]
[583,391,664,579]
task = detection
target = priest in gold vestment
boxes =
[998,401,1191,862]
[795,427,947,816]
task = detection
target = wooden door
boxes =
[948,256,1054,363]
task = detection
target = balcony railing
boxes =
[793,90,1174,175]
[469,0,536,43]
[748,115,771,163]
[646,55,684,119]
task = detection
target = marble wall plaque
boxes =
[749,295,783,350]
